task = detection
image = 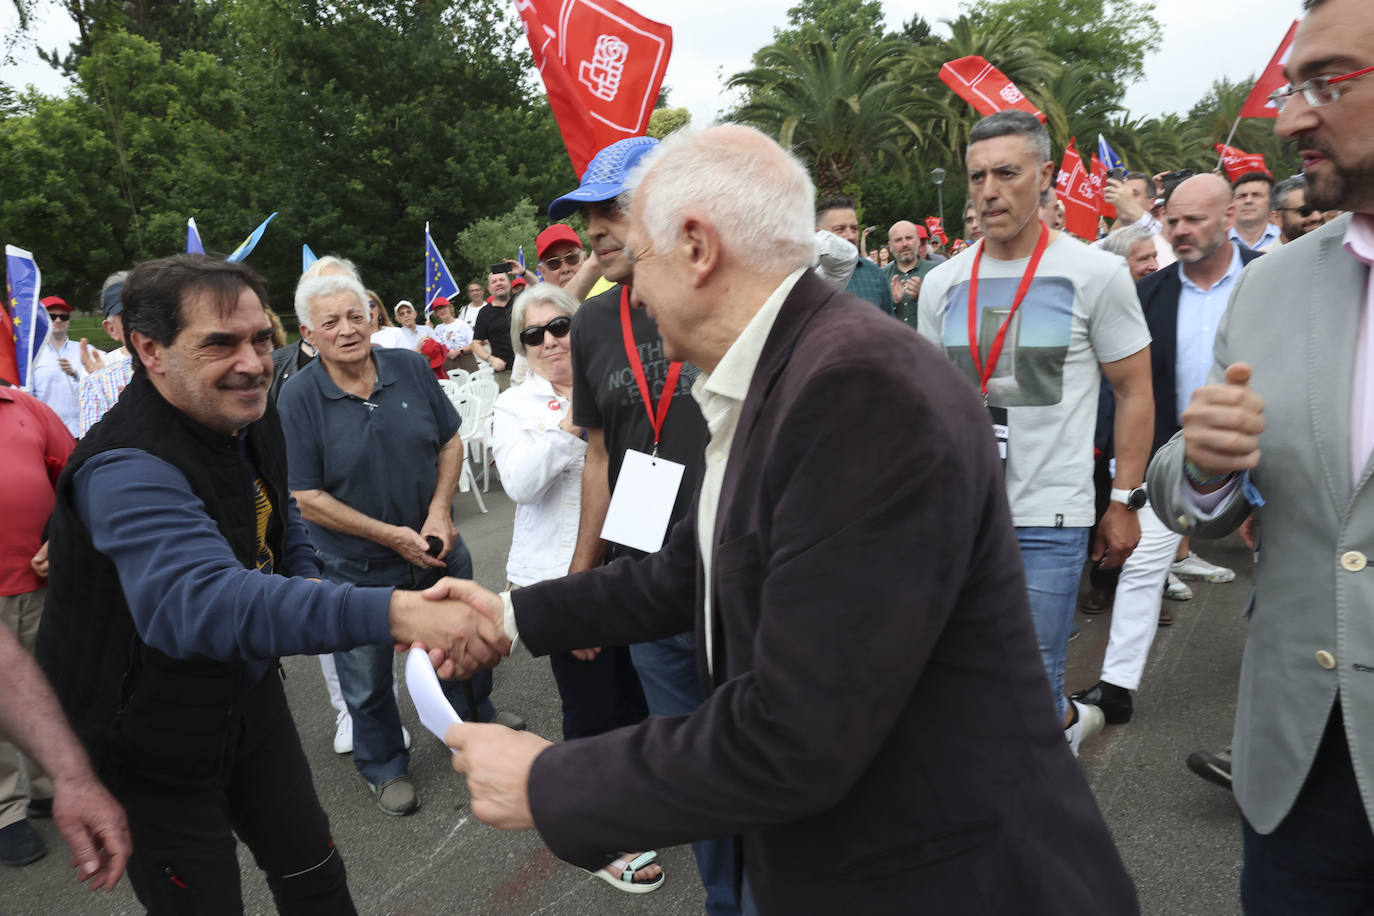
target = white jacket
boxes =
[491,372,587,586]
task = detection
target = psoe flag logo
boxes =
[999,83,1024,104]
[558,0,669,133]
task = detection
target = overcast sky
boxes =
[3,0,1297,128]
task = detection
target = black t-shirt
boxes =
[473,298,515,365]
[570,284,707,559]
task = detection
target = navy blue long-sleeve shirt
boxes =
[74,447,394,682]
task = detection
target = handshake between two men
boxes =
[387,577,512,679]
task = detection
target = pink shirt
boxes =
[1344,213,1374,485]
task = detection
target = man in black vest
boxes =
[36,255,508,915]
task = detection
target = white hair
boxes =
[627,125,816,276]
[301,255,361,283]
[294,272,369,330]
[510,283,580,355]
[1101,226,1155,259]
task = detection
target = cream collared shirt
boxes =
[500,268,807,663]
[694,268,806,675]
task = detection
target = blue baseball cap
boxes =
[547,136,660,220]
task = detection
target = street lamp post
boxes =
[930,167,947,229]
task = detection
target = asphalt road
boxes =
[2,471,1252,915]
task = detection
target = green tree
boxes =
[962,0,1162,92]
[775,0,886,44]
[452,198,540,288]
[727,32,938,197]
[647,107,690,139]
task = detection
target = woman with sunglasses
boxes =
[488,283,664,895]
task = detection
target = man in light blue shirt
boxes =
[1228,171,1281,251]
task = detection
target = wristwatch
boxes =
[1110,486,1147,510]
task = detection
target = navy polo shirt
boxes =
[277,347,460,563]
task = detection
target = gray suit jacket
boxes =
[1147,213,1374,833]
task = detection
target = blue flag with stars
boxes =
[5,245,49,391]
[1097,135,1125,172]
[424,223,459,313]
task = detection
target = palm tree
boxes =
[726,31,938,197]
[1032,63,1123,158]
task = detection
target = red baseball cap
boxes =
[512,276,528,288]
[914,225,930,240]
[536,224,582,261]
[40,295,70,313]
[431,296,452,309]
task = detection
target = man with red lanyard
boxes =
[546,137,738,915]
[918,110,1155,755]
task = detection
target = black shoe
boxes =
[0,820,47,867]
[1186,748,1233,790]
[1069,681,1133,724]
[25,797,52,819]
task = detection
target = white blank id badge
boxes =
[600,449,686,553]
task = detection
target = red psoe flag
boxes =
[1215,144,1272,181]
[515,0,673,175]
[1089,153,1116,220]
[939,56,1046,123]
[1056,139,1099,242]
[924,217,948,246]
[1239,20,1298,119]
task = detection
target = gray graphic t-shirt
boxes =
[917,233,1150,526]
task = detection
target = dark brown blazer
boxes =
[512,270,1138,915]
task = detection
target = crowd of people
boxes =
[2,0,1372,911]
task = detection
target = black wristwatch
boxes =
[1110,486,1147,510]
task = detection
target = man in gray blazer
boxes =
[1146,0,1374,909]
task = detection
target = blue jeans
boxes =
[319,539,493,785]
[1241,705,1374,915]
[1015,526,1089,723]
[631,633,740,916]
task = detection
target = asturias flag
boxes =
[939,56,1046,123]
[5,245,49,391]
[424,223,459,313]
[515,0,673,175]
[226,212,278,263]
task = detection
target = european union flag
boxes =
[1097,135,1125,172]
[226,212,278,263]
[5,245,49,391]
[424,223,459,313]
[302,243,318,274]
[187,217,205,254]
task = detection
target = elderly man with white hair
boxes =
[277,271,520,818]
[431,124,1139,914]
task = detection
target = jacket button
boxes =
[1316,650,1337,670]
[1341,550,1367,572]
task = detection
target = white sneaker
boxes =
[333,710,353,755]
[1172,551,1236,583]
[1065,701,1105,757]
[1165,572,1194,601]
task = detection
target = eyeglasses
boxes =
[540,250,583,271]
[47,312,70,321]
[519,315,572,348]
[1276,206,1320,217]
[1269,64,1374,112]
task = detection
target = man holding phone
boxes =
[471,264,519,377]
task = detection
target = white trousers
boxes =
[1100,500,1182,691]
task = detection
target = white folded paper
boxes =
[404,647,463,751]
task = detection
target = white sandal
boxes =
[593,850,664,894]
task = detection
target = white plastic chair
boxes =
[446,368,471,387]
[472,364,495,380]
[461,378,501,491]
[437,380,487,513]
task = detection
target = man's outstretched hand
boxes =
[389,582,510,677]
[447,722,552,830]
[52,773,131,891]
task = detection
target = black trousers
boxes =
[548,646,649,740]
[109,669,355,915]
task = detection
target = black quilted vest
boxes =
[37,372,289,786]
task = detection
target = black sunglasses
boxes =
[540,250,583,271]
[47,312,70,321]
[519,315,572,348]
[1276,206,1320,217]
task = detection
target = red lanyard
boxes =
[620,287,682,452]
[967,221,1051,400]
